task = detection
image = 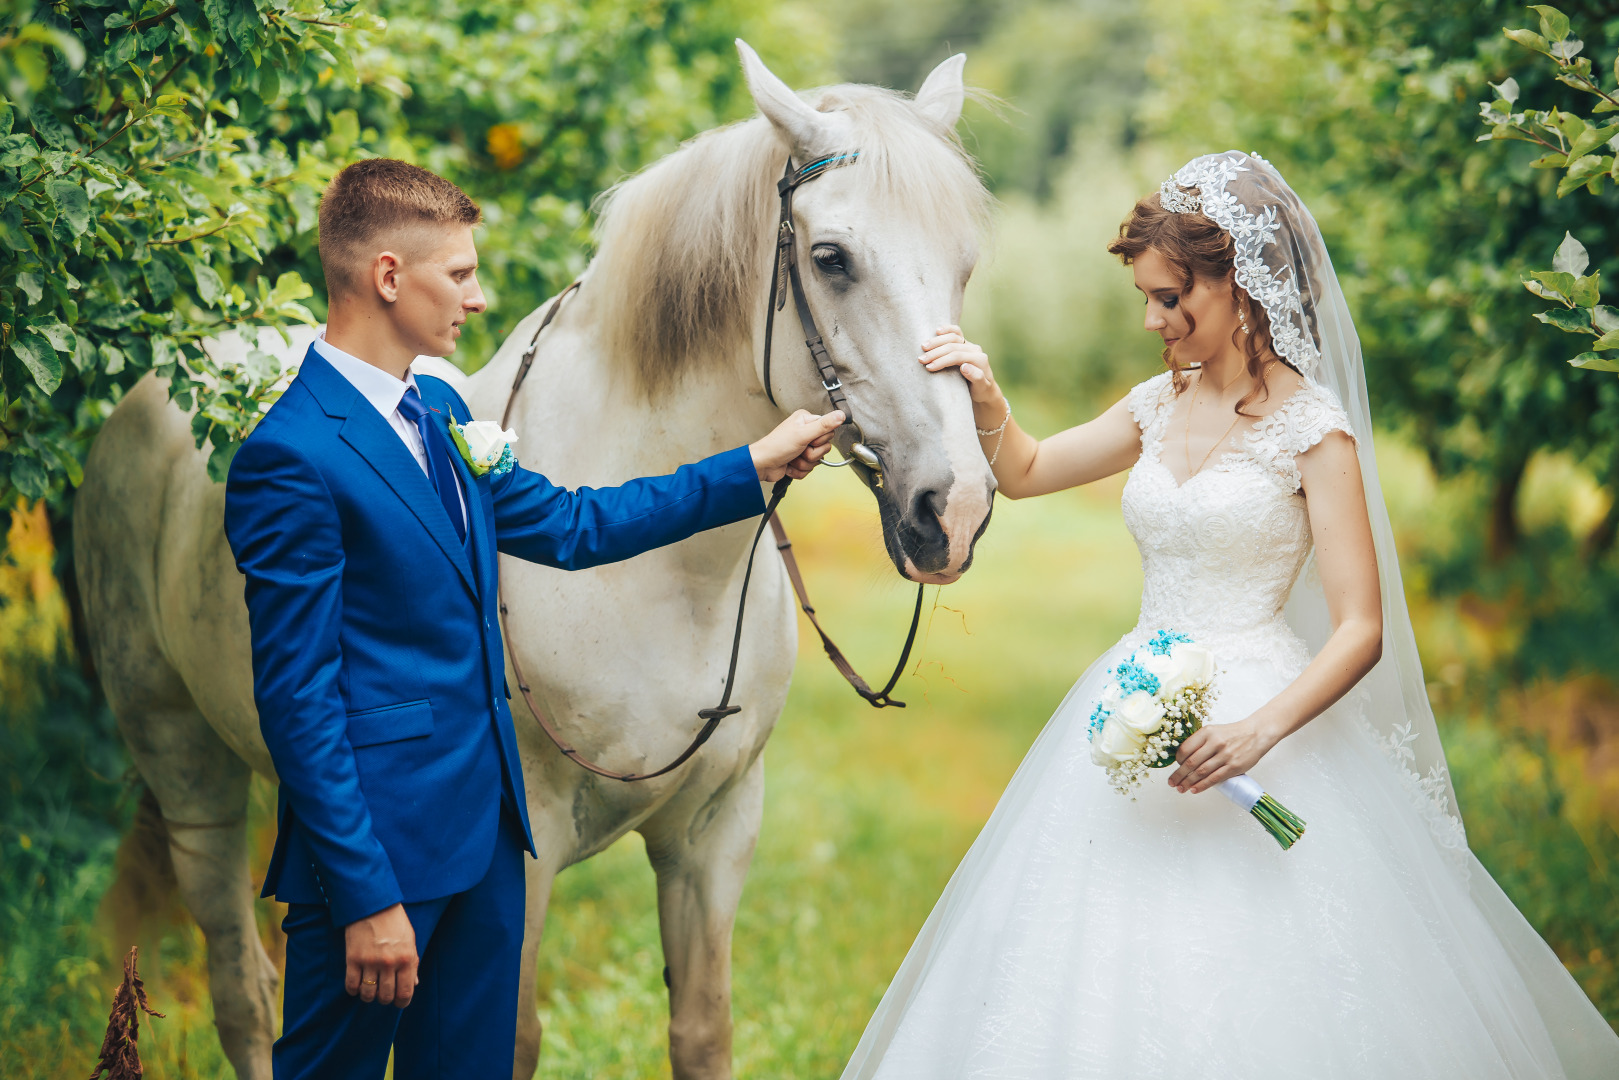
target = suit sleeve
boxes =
[224,435,402,925]
[488,446,768,569]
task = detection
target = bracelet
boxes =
[975,399,1011,466]
[975,399,1011,437]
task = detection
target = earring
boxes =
[1236,306,1251,334]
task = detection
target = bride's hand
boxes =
[920,325,1001,406]
[1168,716,1281,794]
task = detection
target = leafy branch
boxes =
[1479,5,1619,374]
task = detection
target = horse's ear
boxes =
[914,53,967,132]
[736,39,827,151]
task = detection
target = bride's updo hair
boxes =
[1107,191,1286,416]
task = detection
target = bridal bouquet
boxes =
[1087,630,1306,849]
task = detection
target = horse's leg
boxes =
[643,758,765,1080]
[512,815,564,1080]
[114,686,277,1080]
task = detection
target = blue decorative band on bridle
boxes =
[778,151,861,196]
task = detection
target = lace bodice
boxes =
[1118,371,1355,668]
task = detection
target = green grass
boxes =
[3,459,1617,1077]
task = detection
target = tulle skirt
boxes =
[840,639,1619,1079]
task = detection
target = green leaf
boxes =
[0,133,39,168]
[267,271,313,308]
[1505,28,1552,56]
[1553,232,1589,275]
[10,455,49,500]
[16,272,43,305]
[33,318,78,354]
[1557,155,1608,196]
[1530,5,1571,42]
[206,439,242,483]
[45,178,91,236]
[1572,271,1602,308]
[1491,77,1520,105]
[1593,305,1619,333]
[11,331,63,393]
[1529,271,1579,302]
[1570,352,1619,371]
[94,225,123,259]
[1567,122,1619,160]
[1591,328,1619,350]
[144,258,177,303]
[191,260,224,306]
[1534,307,1594,334]
[1531,152,1568,168]
[99,343,125,375]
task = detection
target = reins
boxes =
[496,150,924,783]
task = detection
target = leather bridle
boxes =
[496,151,926,783]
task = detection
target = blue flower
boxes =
[1111,656,1161,698]
[1087,701,1109,740]
[1147,629,1192,656]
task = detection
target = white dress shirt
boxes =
[313,335,468,531]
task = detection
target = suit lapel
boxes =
[433,389,497,602]
[298,350,477,598]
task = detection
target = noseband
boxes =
[498,150,927,783]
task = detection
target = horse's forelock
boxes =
[591,84,993,400]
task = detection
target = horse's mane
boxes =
[590,83,993,399]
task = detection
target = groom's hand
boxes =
[751,409,845,481]
[345,902,418,1008]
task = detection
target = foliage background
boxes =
[4,0,1619,1075]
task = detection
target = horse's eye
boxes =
[811,245,847,274]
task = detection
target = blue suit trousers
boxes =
[272,811,526,1080]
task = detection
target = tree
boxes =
[0,0,827,522]
[1,0,385,513]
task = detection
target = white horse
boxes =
[73,43,994,1079]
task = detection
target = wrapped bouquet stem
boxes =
[1088,630,1306,850]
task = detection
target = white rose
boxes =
[1114,690,1165,735]
[1169,643,1214,692]
[1094,713,1147,764]
[462,419,519,466]
[1142,651,1181,695]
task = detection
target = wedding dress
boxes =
[840,153,1619,1079]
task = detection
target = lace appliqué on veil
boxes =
[1170,152,1325,378]
[1344,688,1471,875]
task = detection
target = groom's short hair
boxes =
[318,159,481,296]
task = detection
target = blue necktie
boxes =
[396,387,467,544]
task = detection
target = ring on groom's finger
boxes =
[363,977,378,985]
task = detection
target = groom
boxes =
[224,159,841,1079]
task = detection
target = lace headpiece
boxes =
[1157,152,1324,377]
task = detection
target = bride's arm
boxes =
[1167,430,1384,794]
[921,326,1141,497]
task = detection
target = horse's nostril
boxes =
[913,488,947,522]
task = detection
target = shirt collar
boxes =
[312,333,419,419]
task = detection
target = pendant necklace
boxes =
[1183,360,1275,480]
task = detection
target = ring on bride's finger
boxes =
[363,977,378,985]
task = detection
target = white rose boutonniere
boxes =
[448,419,519,477]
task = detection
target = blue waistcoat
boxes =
[224,347,765,926]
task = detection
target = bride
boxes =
[839,151,1619,1079]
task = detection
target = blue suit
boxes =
[224,347,764,1078]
